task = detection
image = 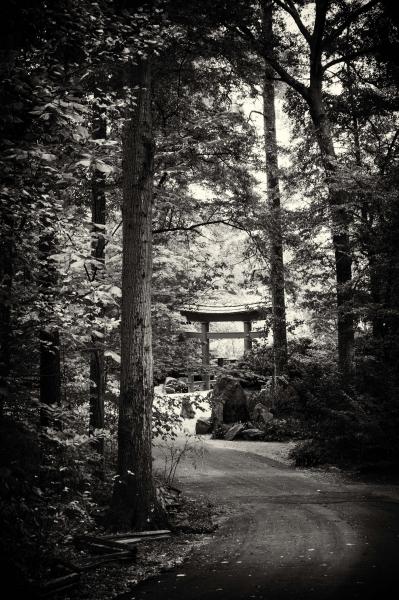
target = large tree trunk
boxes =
[39,216,61,426]
[109,59,162,530]
[308,85,355,384]
[89,105,106,455]
[262,0,288,377]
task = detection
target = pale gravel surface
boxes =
[154,391,297,468]
[204,439,297,465]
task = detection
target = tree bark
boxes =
[39,327,61,425]
[89,104,107,455]
[255,0,355,384]
[0,208,13,416]
[109,58,163,530]
[261,0,288,377]
[347,68,383,340]
[308,84,355,384]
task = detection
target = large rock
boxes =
[211,376,250,426]
[247,385,273,415]
[224,423,245,441]
[180,396,195,419]
[253,403,273,425]
[241,428,265,441]
[195,417,212,435]
[248,376,298,417]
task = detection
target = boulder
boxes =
[247,385,273,415]
[253,403,273,425]
[224,423,245,441]
[211,376,250,426]
[180,396,195,419]
[241,428,265,441]
[195,418,212,435]
[248,376,299,416]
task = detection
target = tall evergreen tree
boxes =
[109,57,163,529]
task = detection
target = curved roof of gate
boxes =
[180,303,266,323]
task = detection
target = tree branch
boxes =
[153,219,247,235]
[273,0,312,44]
[324,0,380,46]
[322,45,379,72]
[381,128,399,175]
[233,20,309,100]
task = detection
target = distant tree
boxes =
[214,0,385,384]
[89,93,107,455]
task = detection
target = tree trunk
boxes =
[39,216,61,426]
[39,327,61,425]
[89,105,107,455]
[261,0,288,377]
[109,59,163,530]
[346,67,384,341]
[308,85,355,384]
[0,209,13,416]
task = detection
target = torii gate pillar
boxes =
[201,322,210,390]
[244,321,252,353]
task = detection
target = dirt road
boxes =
[126,437,399,599]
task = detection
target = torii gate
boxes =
[180,304,266,390]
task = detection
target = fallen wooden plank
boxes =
[40,573,80,597]
[119,529,171,537]
[75,531,170,556]
[87,542,130,554]
[104,529,171,540]
[77,551,134,571]
[75,535,132,549]
[74,535,138,556]
[115,534,169,544]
